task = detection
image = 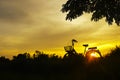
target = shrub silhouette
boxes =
[0,47,120,80]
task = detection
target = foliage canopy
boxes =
[61,0,120,25]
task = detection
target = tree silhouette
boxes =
[1,47,120,80]
[61,0,120,25]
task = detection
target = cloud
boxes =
[0,0,120,58]
[0,0,35,22]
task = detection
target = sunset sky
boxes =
[0,0,120,58]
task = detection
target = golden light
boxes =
[85,48,102,63]
[90,53,96,57]
[90,52,100,58]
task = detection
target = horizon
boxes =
[0,0,120,58]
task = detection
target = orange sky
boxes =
[0,0,120,58]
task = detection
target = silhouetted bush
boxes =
[0,47,120,80]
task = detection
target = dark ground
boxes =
[0,47,120,80]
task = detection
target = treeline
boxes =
[0,47,120,80]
